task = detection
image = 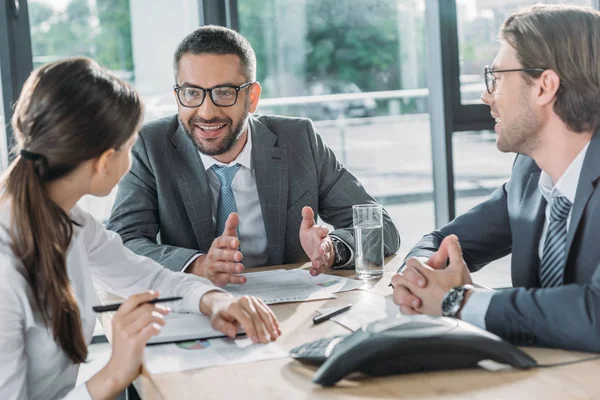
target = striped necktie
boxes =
[211,164,241,237]
[540,195,572,288]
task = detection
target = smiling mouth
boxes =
[195,124,226,132]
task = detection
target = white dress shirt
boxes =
[461,143,589,329]
[186,126,269,270]
[0,204,221,400]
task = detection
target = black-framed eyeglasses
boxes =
[484,66,546,94]
[173,82,254,107]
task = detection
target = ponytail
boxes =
[3,155,87,364]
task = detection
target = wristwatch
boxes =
[441,285,473,318]
[330,236,351,267]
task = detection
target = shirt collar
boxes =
[538,142,590,204]
[198,124,253,171]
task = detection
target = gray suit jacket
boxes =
[406,132,600,352]
[107,114,400,272]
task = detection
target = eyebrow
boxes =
[179,81,238,88]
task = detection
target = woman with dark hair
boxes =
[0,57,280,399]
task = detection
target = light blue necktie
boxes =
[211,164,241,237]
[540,196,572,288]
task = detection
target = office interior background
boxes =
[1,0,598,291]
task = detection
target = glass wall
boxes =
[28,0,201,222]
[456,0,595,105]
[237,0,434,256]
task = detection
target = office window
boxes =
[238,0,434,255]
[456,0,595,106]
[28,0,203,222]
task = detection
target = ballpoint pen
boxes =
[92,296,183,313]
[313,304,353,324]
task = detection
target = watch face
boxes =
[442,287,464,317]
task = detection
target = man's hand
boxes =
[200,291,281,344]
[299,206,335,276]
[391,240,452,314]
[187,213,246,287]
[392,235,473,316]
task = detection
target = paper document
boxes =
[317,293,399,331]
[300,270,366,293]
[225,269,363,304]
[144,337,287,374]
[148,312,234,345]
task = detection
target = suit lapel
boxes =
[563,132,600,271]
[250,117,288,265]
[169,124,215,251]
[513,172,546,287]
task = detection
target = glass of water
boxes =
[353,204,384,280]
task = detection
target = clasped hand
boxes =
[391,235,473,316]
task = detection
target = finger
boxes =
[213,235,240,250]
[446,235,465,270]
[249,298,280,342]
[227,274,247,285]
[317,225,329,238]
[400,305,421,315]
[310,263,327,276]
[120,303,169,332]
[407,257,434,280]
[124,308,168,337]
[223,300,259,342]
[301,206,316,230]
[257,298,281,336]
[213,260,245,274]
[427,238,452,269]
[213,248,243,263]
[392,285,422,309]
[222,212,240,237]
[136,321,163,346]
[116,290,159,317]
[402,265,427,288]
[391,273,404,288]
[239,297,268,343]
[213,273,235,288]
[211,315,238,338]
[310,255,329,276]
[313,249,333,275]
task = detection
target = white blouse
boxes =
[0,205,220,399]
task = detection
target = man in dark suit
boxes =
[392,4,600,352]
[107,26,400,286]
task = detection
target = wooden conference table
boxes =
[98,255,600,400]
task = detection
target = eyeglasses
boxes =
[173,82,254,107]
[484,66,546,94]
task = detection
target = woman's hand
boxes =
[200,291,281,344]
[87,291,169,399]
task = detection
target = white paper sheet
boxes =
[225,269,359,304]
[144,338,287,374]
[317,293,400,331]
[147,311,229,344]
[287,269,367,293]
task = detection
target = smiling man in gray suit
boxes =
[392,4,600,352]
[107,26,399,286]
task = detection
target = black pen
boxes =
[313,304,352,324]
[92,296,183,313]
